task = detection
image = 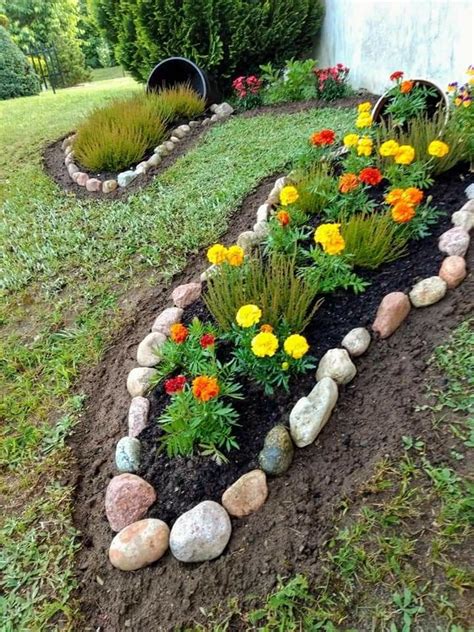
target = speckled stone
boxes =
[258,425,294,476]
[105,473,156,532]
[126,367,157,397]
[341,327,371,357]
[75,172,89,186]
[316,348,356,385]
[102,179,118,193]
[171,282,202,308]
[438,227,470,257]
[409,276,447,307]
[439,256,467,289]
[221,470,268,517]
[151,307,183,336]
[86,178,102,192]
[128,396,150,437]
[109,518,169,571]
[115,436,141,473]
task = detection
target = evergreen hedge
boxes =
[0,26,40,100]
[91,0,324,89]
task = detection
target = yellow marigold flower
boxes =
[236,304,262,328]
[207,243,228,265]
[251,331,279,357]
[284,334,309,360]
[279,185,299,206]
[379,140,400,157]
[428,140,450,158]
[355,112,373,128]
[281,361,289,371]
[394,145,415,165]
[226,245,244,266]
[343,133,359,148]
[357,136,373,157]
[314,223,345,255]
[357,101,372,113]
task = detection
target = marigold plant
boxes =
[279,185,299,206]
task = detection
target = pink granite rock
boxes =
[222,470,268,517]
[105,473,156,532]
[86,178,102,192]
[171,282,202,308]
[128,396,150,437]
[372,292,411,339]
[75,172,89,186]
[439,256,467,289]
[151,307,183,336]
[109,519,169,571]
[438,227,470,257]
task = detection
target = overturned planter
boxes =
[104,172,472,571]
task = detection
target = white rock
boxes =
[256,203,271,223]
[147,153,161,167]
[201,118,212,126]
[164,141,175,152]
[253,221,269,239]
[290,378,338,447]
[409,276,447,307]
[210,114,219,123]
[127,367,156,397]
[213,102,234,117]
[109,518,169,571]
[170,135,181,143]
[136,332,166,367]
[188,120,200,129]
[128,396,150,437]
[237,231,258,252]
[169,500,231,562]
[452,209,474,231]
[267,176,289,205]
[177,124,191,133]
[465,183,474,199]
[459,199,474,214]
[151,307,183,336]
[172,127,187,139]
[117,170,137,188]
[341,327,371,357]
[438,227,470,256]
[316,348,357,385]
[154,144,169,156]
[135,161,149,175]
[200,265,218,282]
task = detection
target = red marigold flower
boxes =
[170,323,188,344]
[200,333,216,348]
[276,210,290,226]
[310,129,336,146]
[390,70,404,81]
[359,167,383,186]
[165,375,187,395]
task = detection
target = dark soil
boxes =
[42,94,376,201]
[69,159,473,631]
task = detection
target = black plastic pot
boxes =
[146,57,218,105]
[372,79,448,125]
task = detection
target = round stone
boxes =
[258,425,294,476]
[438,227,470,257]
[105,473,156,532]
[151,307,183,336]
[147,153,161,167]
[169,501,231,562]
[136,331,166,367]
[127,367,157,397]
[341,327,371,357]
[75,172,89,186]
[115,436,141,473]
[102,179,118,193]
[221,470,268,517]
[439,255,467,289]
[86,178,102,192]
[109,518,169,571]
[372,291,411,339]
[409,276,447,307]
[316,348,356,385]
[171,282,202,308]
[451,209,474,232]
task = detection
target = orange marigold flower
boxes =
[310,129,336,146]
[260,324,274,333]
[170,323,188,343]
[400,80,414,94]
[192,375,220,402]
[276,210,290,226]
[385,188,404,205]
[359,167,383,186]
[401,187,424,206]
[339,172,359,193]
[391,202,416,223]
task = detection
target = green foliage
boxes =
[0,0,90,87]
[248,575,316,629]
[263,210,309,255]
[341,212,409,269]
[400,201,444,240]
[0,12,8,28]
[299,247,368,294]
[294,161,337,214]
[204,253,322,333]
[157,368,242,461]
[325,185,376,221]
[73,86,204,171]
[77,0,114,69]
[383,161,434,189]
[0,25,40,100]
[260,58,318,104]
[384,82,438,126]
[90,0,324,89]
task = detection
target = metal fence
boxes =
[26,46,66,94]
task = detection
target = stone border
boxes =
[61,103,234,194]
[105,173,472,570]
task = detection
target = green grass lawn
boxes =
[0,77,353,630]
[89,65,127,82]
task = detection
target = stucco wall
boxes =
[316,0,473,94]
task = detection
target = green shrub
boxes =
[0,26,40,100]
[204,253,322,333]
[260,58,318,104]
[90,0,324,90]
[341,212,409,269]
[154,83,206,119]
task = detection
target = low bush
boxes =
[341,212,409,269]
[0,25,40,100]
[204,252,321,333]
[260,59,318,104]
[73,85,205,172]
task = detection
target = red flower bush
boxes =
[310,129,336,146]
[390,70,404,81]
[200,333,216,348]
[359,167,383,186]
[314,64,350,100]
[165,375,187,395]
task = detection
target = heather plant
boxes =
[293,162,338,214]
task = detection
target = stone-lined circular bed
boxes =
[103,159,472,571]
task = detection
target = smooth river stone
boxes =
[409,276,447,307]
[372,292,411,338]
[171,282,202,308]
[290,377,338,448]
[221,470,268,517]
[258,425,294,476]
[151,307,183,336]
[316,348,356,385]
[126,367,157,397]
[115,436,141,473]
[109,518,169,571]
[105,473,156,532]
[136,331,166,367]
[128,396,150,437]
[438,227,470,257]
[341,327,371,357]
[438,256,467,289]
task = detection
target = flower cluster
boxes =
[447,67,472,108]
[165,375,186,395]
[427,140,450,158]
[232,75,262,98]
[310,129,336,146]
[379,140,416,165]
[192,375,220,402]
[385,186,424,223]
[170,323,189,343]
[207,243,245,267]
[314,63,349,92]
[338,166,382,192]
[356,102,373,129]
[314,223,345,255]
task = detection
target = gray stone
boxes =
[117,170,138,188]
[201,118,212,127]
[237,231,258,253]
[258,425,294,476]
[147,153,161,167]
[341,327,371,357]
[188,120,200,129]
[127,367,156,397]
[256,204,271,223]
[452,209,474,231]
[459,199,474,214]
[316,348,357,385]
[61,136,74,151]
[164,141,175,152]
[116,436,141,473]
[64,153,75,166]
[438,227,470,256]
[154,144,169,156]
[135,161,149,175]
[109,518,169,571]
[210,114,219,123]
[267,176,289,205]
[136,331,166,367]
[151,307,183,336]
[169,500,231,562]
[177,124,191,134]
[102,179,118,193]
[128,396,150,437]
[67,163,79,177]
[200,265,218,282]
[172,127,187,139]
[213,102,234,118]
[409,276,447,307]
[170,135,181,143]
[253,221,269,239]
[290,378,338,447]
[75,172,89,186]
[465,183,474,199]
